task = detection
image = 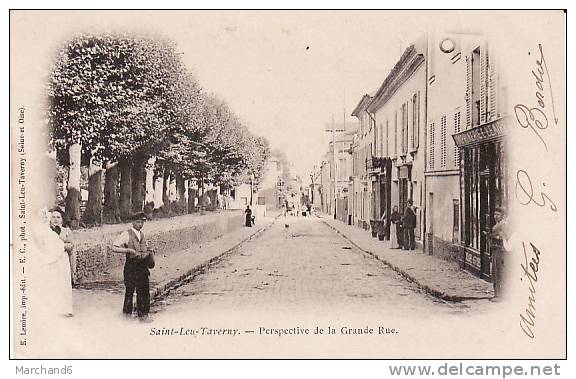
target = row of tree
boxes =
[48,33,270,228]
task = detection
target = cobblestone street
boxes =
[153,216,491,317]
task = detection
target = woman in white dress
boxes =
[49,208,75,284]
[31,208,74,317]
[389,206,401,249]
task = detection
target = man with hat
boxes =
[402,199,417,250]
[112,212,155,321]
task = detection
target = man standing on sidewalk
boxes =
[402,200,417,250]
[490,207,509,300]
[112,212,155,321]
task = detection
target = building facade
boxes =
[351,95,375,230]
[256,156,283,209]
[320,124,355,221]
[451,38,507,279]
[321,33,507,282]
[367,40,427,245]
[424,33,470,261]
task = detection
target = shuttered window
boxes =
[403,102,409,154]
[440,115,447,168]
[385,120,389,157]
[412,93,419,150]
[453,111,461,167]
[394,112,398,156]
[429,121,435,170]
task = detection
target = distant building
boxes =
[256,156,283,209]
[320,122,356,221]
[351,94,375,230]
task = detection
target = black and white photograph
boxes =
[9,9,566,361]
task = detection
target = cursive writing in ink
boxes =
[519,242,541,339]
[515,170,557,212]
[514,44,558,151]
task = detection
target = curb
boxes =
[151,214,281,303]
[322,220,492,302]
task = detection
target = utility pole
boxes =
[332,114,337,220]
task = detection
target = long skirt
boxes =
[390,223,399,249]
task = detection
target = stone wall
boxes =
[426,233,465,267]
[71,211,243,283]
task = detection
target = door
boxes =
[479,172,492,278]
[399,178,408,214]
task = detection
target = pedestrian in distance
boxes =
[389,206,402,249]
[112,212,155,322]
[245,205,254,227]
[402,200,417,250]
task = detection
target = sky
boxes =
[11,10,540,179]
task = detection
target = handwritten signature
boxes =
[515,170,557,212]
[519,242,541,339]
[513,43,558,151]
[513,43,558,214]
[514,44,558,340]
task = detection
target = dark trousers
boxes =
[396,225,404,248]
[403,228,415,250]
[491,243,504,298]
[123,279,150,317]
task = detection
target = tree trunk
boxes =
[169,175,177,203]
[175,173,186,214]
[82,157,103,226]
[65,143,82,230]
[153,168,164,210]
[131,155,145,213]
[188,186,197,213]
[103,161,121,224]
[183,179,189,213]
[162,170,171,214]
[119,158,132,221]
[145,157,156,208]
[199,177,205,214]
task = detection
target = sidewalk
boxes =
[73,212,279,314]
[320,215,494,301]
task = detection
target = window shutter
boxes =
[401,104,405,154]
[394,111,398,156]
[429,121,435,170]
[404,101,409,153]
[385,120,389,157]
[453,111,461,167]
[480,44,488,124]
[440,115,447,168]
[415,92,420,149]
[488,53,498,120]
[465,55,472,130]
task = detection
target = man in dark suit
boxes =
[402,200,417,250]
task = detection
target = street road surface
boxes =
[153,216,490,316]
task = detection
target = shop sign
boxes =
[399,166,410,179]
[453,118,505,147]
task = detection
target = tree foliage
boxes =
[48,32,270,214]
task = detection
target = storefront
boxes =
[453,118,507,279]
[368,157,393,237]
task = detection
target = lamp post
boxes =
[250,173,254,206]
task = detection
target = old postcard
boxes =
[10,10,566,359]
